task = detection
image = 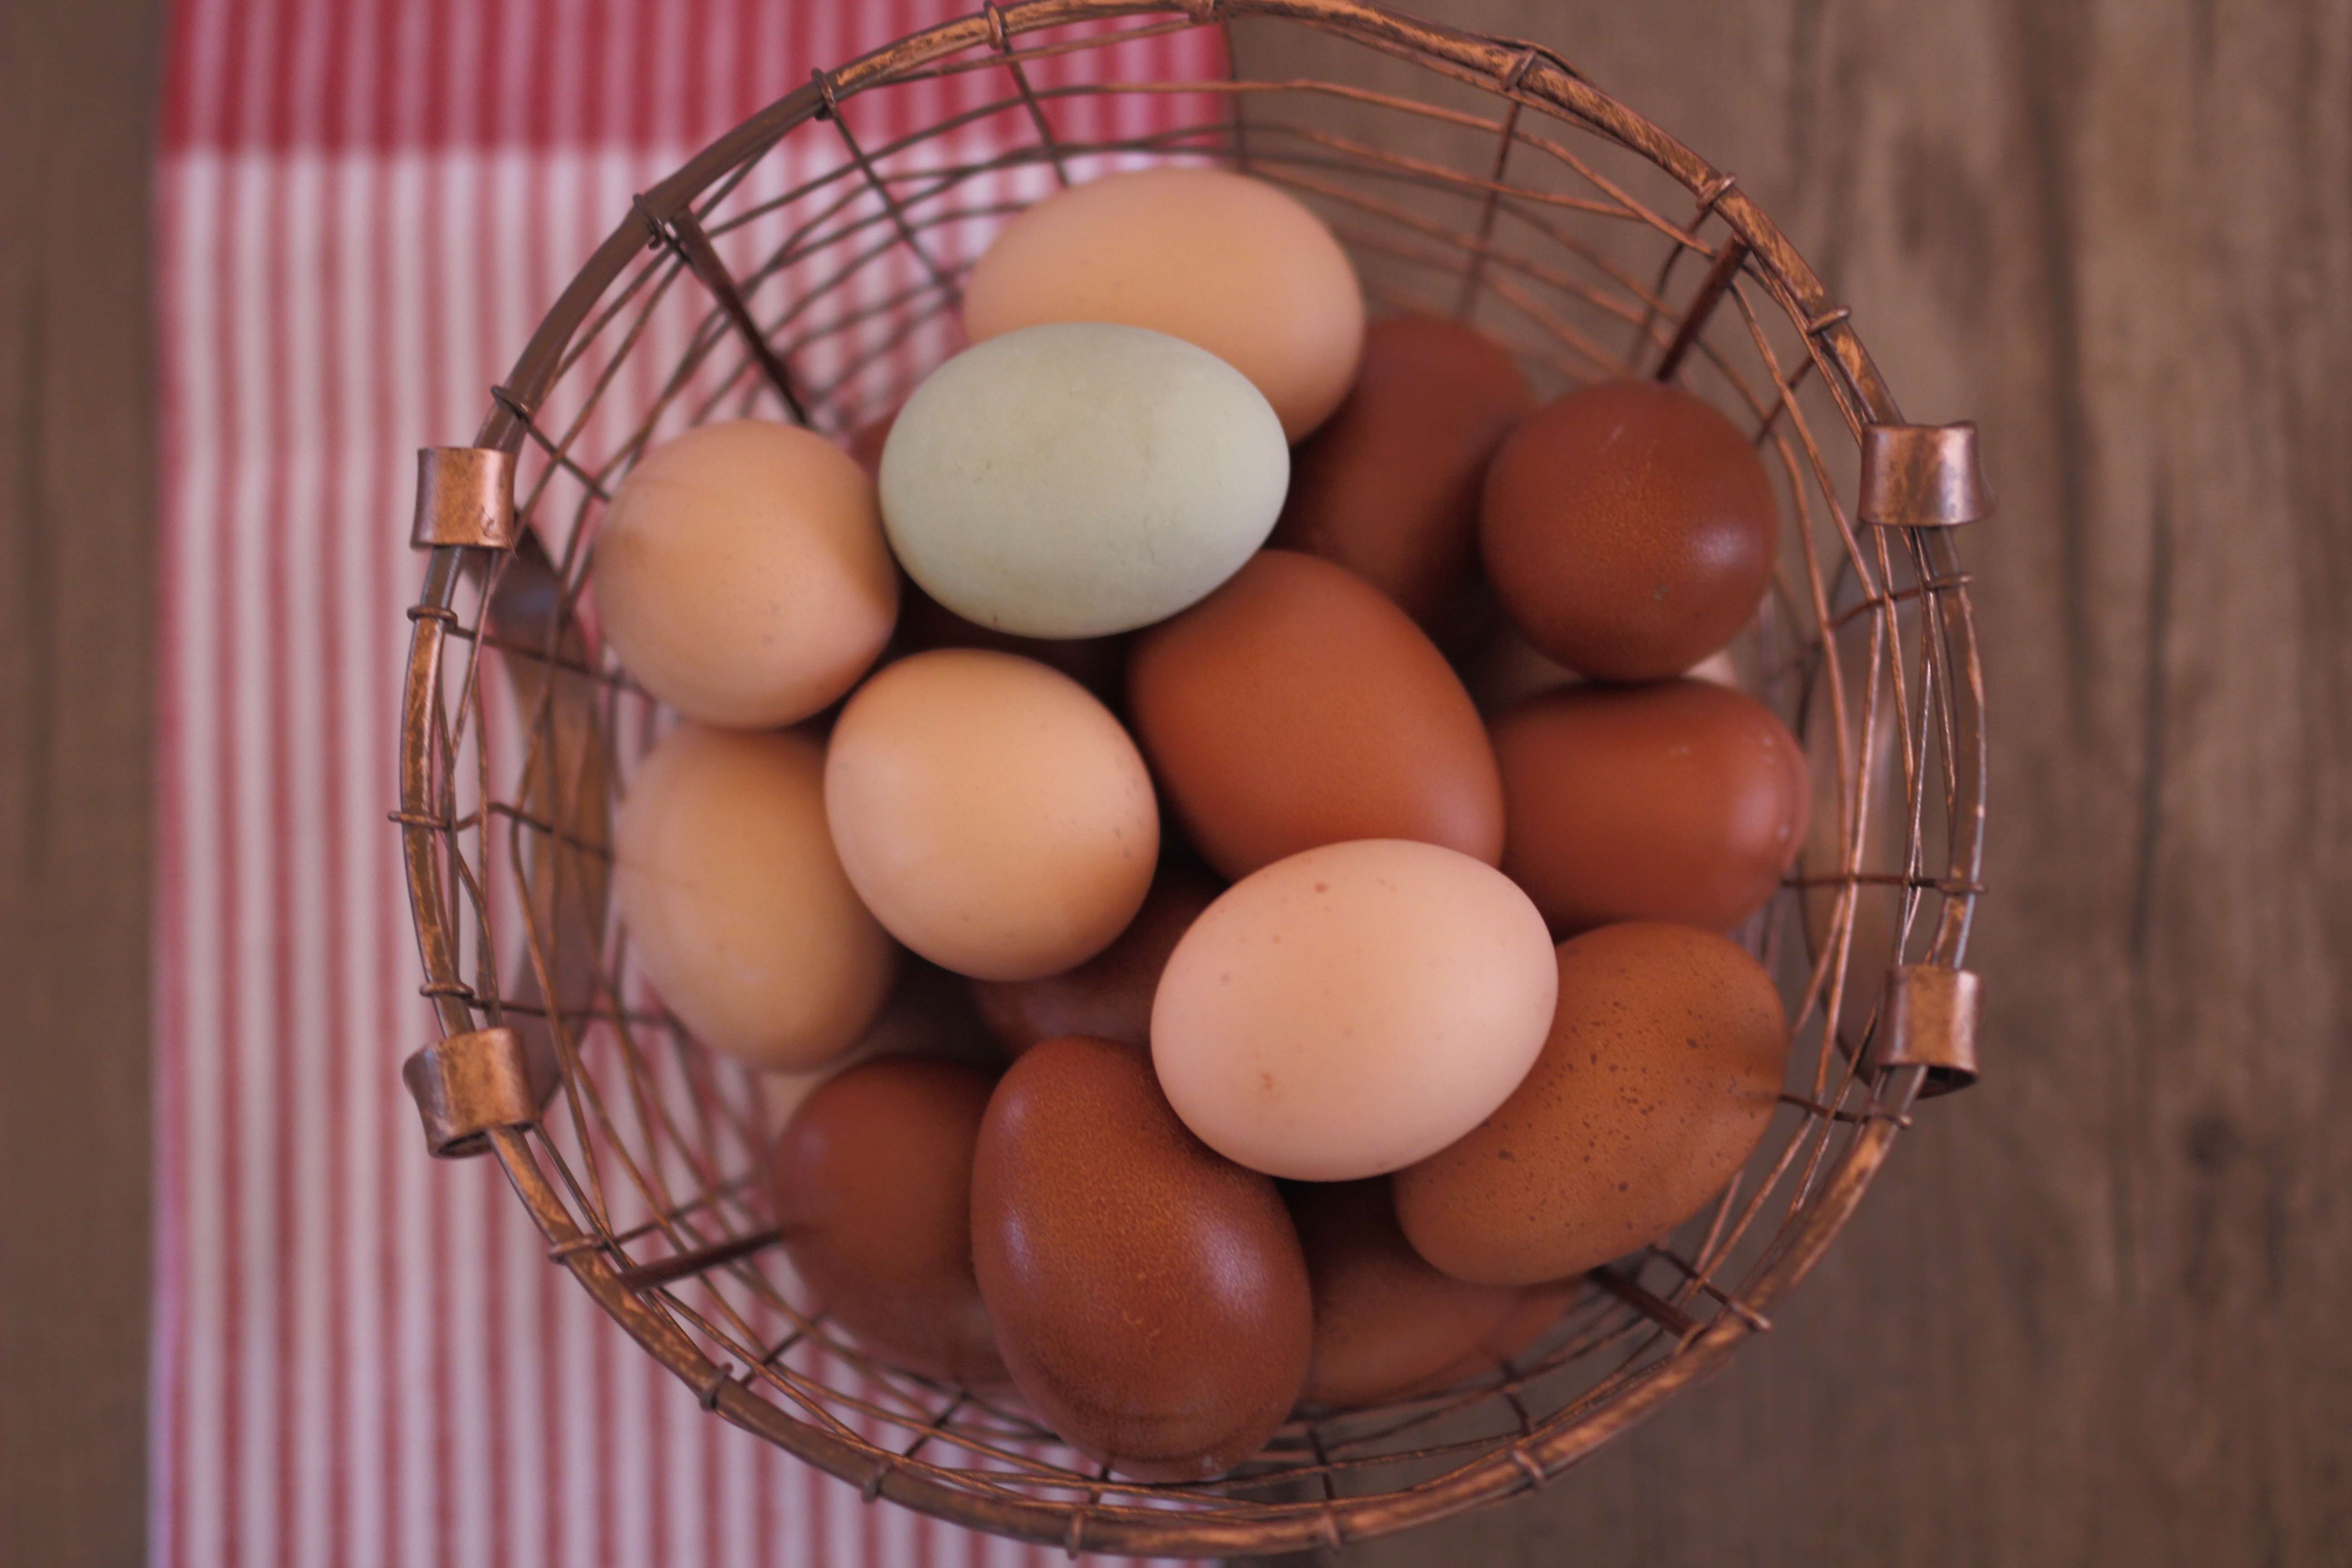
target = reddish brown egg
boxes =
[970,1035,1311,1480]
[969,858,1222,1056]
[1289,1179,1583,1409]
[1270,314,1534,630]
[1394,922,1788,1286]
[767,1056,1007,1388]
[1492,679,1808,936]
[1479,379,1778,682]
[1126,549,1504,880]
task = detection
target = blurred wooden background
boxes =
[4,0,2347,1563]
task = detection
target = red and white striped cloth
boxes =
[151,5,1220,1564]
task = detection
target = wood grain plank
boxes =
[1240,1,2352,1563]
[0,3,163,1565]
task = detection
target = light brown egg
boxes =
[969,858,1222,1057]
[963,167,1363,440]
[1127,550,1504,881]
[1394,922,1788,1286]
[824,649,1157,981]
[1290,1179,1583,1409]
[768,1057,1007,1388]
[971,1035,1311,1481]
[1492,679,1809,936]
[593,419,898,726]
[612,724,896,1070]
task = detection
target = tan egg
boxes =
[824,649,1158,982]
[964,167,1364,440]
[1152,839,1558,1181]
[613,724,897,1069]
[593,419,898,726]
[1290,1179,1583,1410]
[1394,922,1788,1286]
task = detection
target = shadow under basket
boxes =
[396,0,1990,1557]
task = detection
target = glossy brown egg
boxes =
[1492,679,1808,936]
[1269,314,1534,630]
[1479,379,1777,682]
[1289,1180,1583,1409]
[969,858,1221,1056]
[767,1056,1007,1388]
[1394,922,1788,1286]
[970,1035,1311,1480]
[1127,550,1504,879]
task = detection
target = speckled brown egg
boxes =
[969,858,1221,1057]
[1127,550,1504,880]
[1492,679,1808,936]
[970,1035,1311,1480]
[1289,1179,1583,1409]
[1479,380,1777,682]
[768,1056,1007,1388]
[1270,314,1534,631]
[1394,922,1788,1286]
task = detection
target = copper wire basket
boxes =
[396,0,1990,1555]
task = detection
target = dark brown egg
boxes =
[1479,379,1777,682]
[1270,314,1534,630]
[1126,549,1504,879]
[1394,922,1788,1286]
[969,858,1222,1056]
[768,1056,1007,1388]
[888,575,1127,702]
[970,1035,1311,1480]
[1492,679,1808,936]
[1289,1179,1583,1409]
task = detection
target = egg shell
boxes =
[1151,838,1558,1181]
[1270,314,1534,628]
[1492,679,1809,936]
[963,167,1364,441]
[970,1035,1311,1481]
[879,323,1289,638]
[1127,550,1505,880]
[613,724,897,1070]
[824,649,1158,981]
[969,858,1222,1057]
[1479,380,1778,683]
[593,420,898,726]
[1394,921,1789,1287]
[1290,1179,1582,1409]
[769,1057,1008,1388]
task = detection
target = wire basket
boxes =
[396,0,1989,1556]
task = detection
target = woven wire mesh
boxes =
[397,1,1984,1556]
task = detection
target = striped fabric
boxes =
[150,5,1221,1564]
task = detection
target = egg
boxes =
[593,420,898,726]
[824,649,1158,981]
[1152,839,1558,1181]
[768,1056,1007,1388]
[879,323,1289,638]
[1394,921,1789,1286]
[964,167,1364,440]
[1289,1179,1583,1409]
[970,1035,1311,1481]
[1127,550,1504,880]
[1479,380,1778,682]
[1270,314,1534,629]
[612,724,896,1069]
[1492,679,1809,936]
[969,858,1222,1057]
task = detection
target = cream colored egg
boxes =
[964,167,1365,440]
[824,649,1159,981]
[614,724,897,1069]
[879,323,1289,638]
[1151,839,1558,1181]
[594,419,898,726]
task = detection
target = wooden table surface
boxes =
[4,1,2347,1564]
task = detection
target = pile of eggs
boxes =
[597,167,1805,1482]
